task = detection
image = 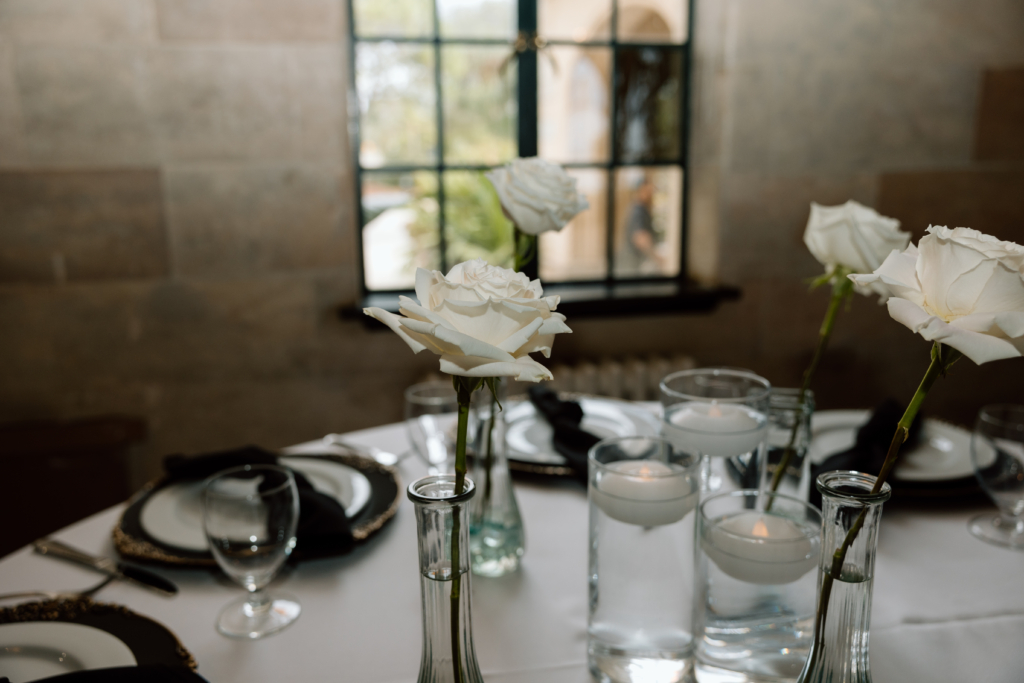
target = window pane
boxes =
[438,0,516,40]
[612,167,682,279]
[617,0,688,43]
[538,0,612,42]
[353,0,434,38]
[539,47,611,164]
[614,47,684,163]
[357,43,437,167]
[362,171,440,290]
[442,46,517,165]
[540,168,608,282]
[443,171,514,269]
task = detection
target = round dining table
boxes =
[2,415,1024,682]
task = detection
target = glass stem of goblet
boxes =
[245,588,272,617]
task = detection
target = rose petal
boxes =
[363,307,430,354]
[917,231,989,317]
[959,259,1024,317]
[848,247,924,305]
[439,354,553,382]
[887,298,1024,364]
[495,316,545,354]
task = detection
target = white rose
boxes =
[849,226,1024,364]
[485,157,589,236]
[364,258,571,381]
[804,201,911,297]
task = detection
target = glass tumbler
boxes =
[203,464,301,639]
[660,368,771,496]
[405,380,460,473]
[588,436,701,683]
[762,389,816,500]
[969,404,1024,549]
[694,489,821,682]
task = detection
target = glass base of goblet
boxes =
[216,592,301,639]
[968,513,1024,549]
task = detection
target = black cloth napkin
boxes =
[808,400,924,509]
[528,386,601,481]
[28,665,209,683]
[163,445,354,560]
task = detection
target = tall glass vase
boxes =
[409,475,485,683]
[798,471,891,683]
[762,388,815,500]
[469,384,525,577]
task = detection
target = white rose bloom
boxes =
[850,226,1024,365]
[485,157,589,236]
[364,259,571,382]
[804,201,911,297]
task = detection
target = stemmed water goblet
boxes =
[203,464,302,638]
[969,404,1024,549]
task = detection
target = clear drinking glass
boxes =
[762,389,816,500]
[203,464,301,639]
[588,436,702,683]
[969,404,1024,549]
[660,368,771,497]
[405,380,460,473]
[694,489,821,682]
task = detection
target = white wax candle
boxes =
[591,460,698,527]
[703,511,819,585]
[662,401,767,458]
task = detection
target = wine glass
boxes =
[405,380,460,473]
[203,464,301,638]
[969,405,1024,549]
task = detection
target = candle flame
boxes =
[708,401,723,418]
[638,465,652,478]
[752,518,769,538]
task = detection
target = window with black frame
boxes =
[350,0,690,297]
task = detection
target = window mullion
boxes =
[433,0,448,273]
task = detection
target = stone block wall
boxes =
[1,0,1023,488]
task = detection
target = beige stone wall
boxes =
[2,0,1024,488]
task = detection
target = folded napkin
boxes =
[527,386,601,481]
[163,445,353,560]
[25,665,209,683]
[809,400,924,509]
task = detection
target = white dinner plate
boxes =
[505,397,661,466]
[0,621,136,682]
[139,456,372,552]
[809,410,973,482]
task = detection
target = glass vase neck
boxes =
[798,471,891,683]
[408,475,484,683]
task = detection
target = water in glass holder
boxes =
[693,490,821,683]
[588,436,702,683]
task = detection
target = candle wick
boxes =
[708,401,723,418]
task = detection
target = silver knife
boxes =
[33,538,178,597]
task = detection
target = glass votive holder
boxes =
[761,389,815,500]
[660,368,771,496]
[694,489,822,683]
[588,436,702,683]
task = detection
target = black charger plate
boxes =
[114,453,401,568]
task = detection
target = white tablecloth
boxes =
[2,420,1024,682]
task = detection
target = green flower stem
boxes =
[482,392,496,511]
[450,376,480,683]
[767,272,854,507]
[804,342,961,670]
[514,229,537,273]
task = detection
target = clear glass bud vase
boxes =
[409,475,485,683]
[798,471,891,683]
[469,385,525,577]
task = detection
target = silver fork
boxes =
[0,575,114,603]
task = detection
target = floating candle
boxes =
[662,401,767,458]
[590,459,698,527]
[702,511,819,585]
